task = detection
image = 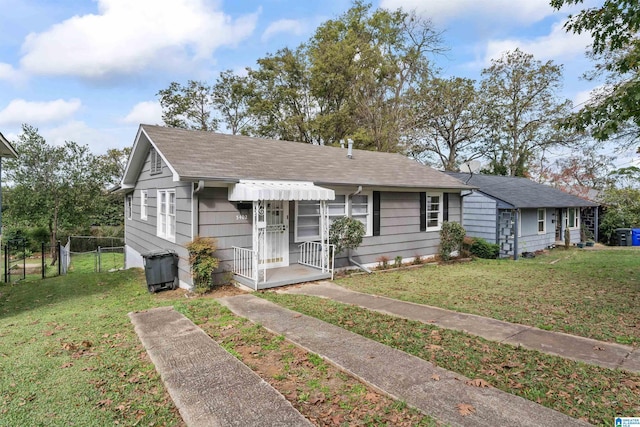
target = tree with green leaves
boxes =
[248,46,319,143]
[551,0,640,145]
[157,80,218,131]
[409,76,487,170]
[212,70,255,135]
[480,49,575,176]
[4,125,108,259]
[308,1,443,151]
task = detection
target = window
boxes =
[126,194,132,220]
[150,148,162,175]
[537,208,546,234]
[157,189,176,241]
[295,193,372,242]
[568,207,580,229]
[140,190,148,220]
[426,192,443,231]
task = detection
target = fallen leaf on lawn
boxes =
[457,403,475,416]
[81,341,92,348]
[310,393,326,405]
[465,378,490,388]
[431,374,440,381]
[43,331,54,336]
[365,392,379,402]
[481,369,497,376]
[61,342,77,351]
[502,360,521,369]
[622,379,639,389]
[426,344,442,350]
[97,399,113,408]
[60,362,73,368]
[593,346,605,351]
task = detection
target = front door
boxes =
[262,200,289,268]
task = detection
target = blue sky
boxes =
[0,0,605,158]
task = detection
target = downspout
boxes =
[192,180,205,238]
[513,209,519,261]
[347,185,372,273]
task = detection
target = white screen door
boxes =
[262,201,289,268]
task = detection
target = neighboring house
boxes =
[446,173,599,258]
[0,131,18,236]
[120,125,472,290]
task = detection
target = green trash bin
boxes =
[615,228,633,246]
[142,250,179,293]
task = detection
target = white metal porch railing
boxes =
[233,246,257,287]
[298,241,335,280]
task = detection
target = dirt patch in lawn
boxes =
[154,284,248,300]
[188,303,440,426]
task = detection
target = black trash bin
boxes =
[142,250,179,293]
[615,228,633,246]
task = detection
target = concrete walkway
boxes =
[219,294,590,427]
[129,306,311,427]
[281,281,640,373]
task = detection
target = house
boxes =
[446,172,599,258]
[119,125,473,290]
[0,131,18,237]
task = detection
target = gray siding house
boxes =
[446,173,599,258]
[120,125,472,290]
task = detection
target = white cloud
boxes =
[122,101,163,125]
[380,0,553,26]
[261,19,305,42]
[44,121,128,153]
[0,63,23,84]
[0,98,81,126]
[480,20,592,66]
[19,0,259,79]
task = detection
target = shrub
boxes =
[394,255,403,268]
[329,216,365,255]
[185,236,219,294]
[28,226,50,252]
[376,255,389,270]
[469,238,500,259]
[439,222,466,261]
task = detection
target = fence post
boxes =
[41,242,45,279]
[4,244,7,283]
[57,241,61,276]
[97,246,101,273]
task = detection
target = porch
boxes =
[233,264,332,290]
[228,180,336,290]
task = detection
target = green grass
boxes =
[69,251,124,273]
[259,292,640,426]
[0,269,182,426]
[337,248,640,344]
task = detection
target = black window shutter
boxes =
[419,192,426,231]
[373,191,381,236]
[443,193,449,222]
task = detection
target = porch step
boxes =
[129,306,311,427]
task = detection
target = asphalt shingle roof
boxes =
[140,125,471,190]
[445,172,598,208]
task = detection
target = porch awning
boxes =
[228,180,335,201]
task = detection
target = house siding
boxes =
[124,147,193,287]
[518,208,581,253]
[461,192,498,243]
[197,188,463,278]
[198,187,253,284]
[338,191,462,267]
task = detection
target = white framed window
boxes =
[140,190,148,220]
[157,189,176,241]
[126,194,133,220]
[568,207,580,229]
[295,193,372,242]
[426,192,443,231]
[537,208,546,234]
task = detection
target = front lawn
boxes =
[337,248,640,345]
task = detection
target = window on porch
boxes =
[295,193,372,242]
